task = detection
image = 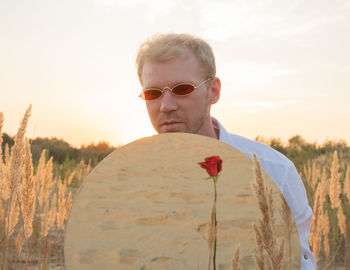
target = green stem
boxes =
[213,179,217,270]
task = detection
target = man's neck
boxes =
[211,117,220,140]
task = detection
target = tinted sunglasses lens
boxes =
[172,84,195,95]
[142,89,162,100]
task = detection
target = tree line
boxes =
[255,134,350,170]
[1,132,349,172]
[1,133,117,168]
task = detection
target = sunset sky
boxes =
[1,0,349,147]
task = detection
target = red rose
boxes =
[198,156,222,177]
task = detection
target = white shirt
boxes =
[214,117,316,269]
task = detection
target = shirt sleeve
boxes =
[281,161,316,269]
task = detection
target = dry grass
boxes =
[309,174,323,260]
[20,139,36,239]
[329,151,341,209]
[302,151,350,269]
[0,106,91,269]
[279,194,293,270]
[2,105,348,269]
[345,166,350,204]
[231,246,242,270]
[321,210,330,262]
[252,153,285,270]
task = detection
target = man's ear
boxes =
[209,77,221,105]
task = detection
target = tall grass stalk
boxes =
[2,105,31,269]
[279,194,292,270]
[252,153,285,270]
[231,247,242,270]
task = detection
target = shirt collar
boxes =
[211,117,231,144]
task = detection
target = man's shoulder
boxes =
[220,130,299,189]
[213,117,295,175]
[221,131,292,167]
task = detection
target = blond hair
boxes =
[136,33,216,84]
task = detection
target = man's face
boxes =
[141,50,217,136]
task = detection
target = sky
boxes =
[1,0,349,147]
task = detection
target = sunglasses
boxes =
[139,78,212,100]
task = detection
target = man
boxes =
[136,33,316,269]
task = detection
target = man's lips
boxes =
[161,120,182,126]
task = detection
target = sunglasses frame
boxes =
[139,77,213,100]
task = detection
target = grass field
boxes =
[0,106,348,269]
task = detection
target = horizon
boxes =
[1,0,349,147]
[1,116,349,149]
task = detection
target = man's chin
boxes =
[158,123,185,133]
[159,128,183,133]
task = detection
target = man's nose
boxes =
[159,90,178,112]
